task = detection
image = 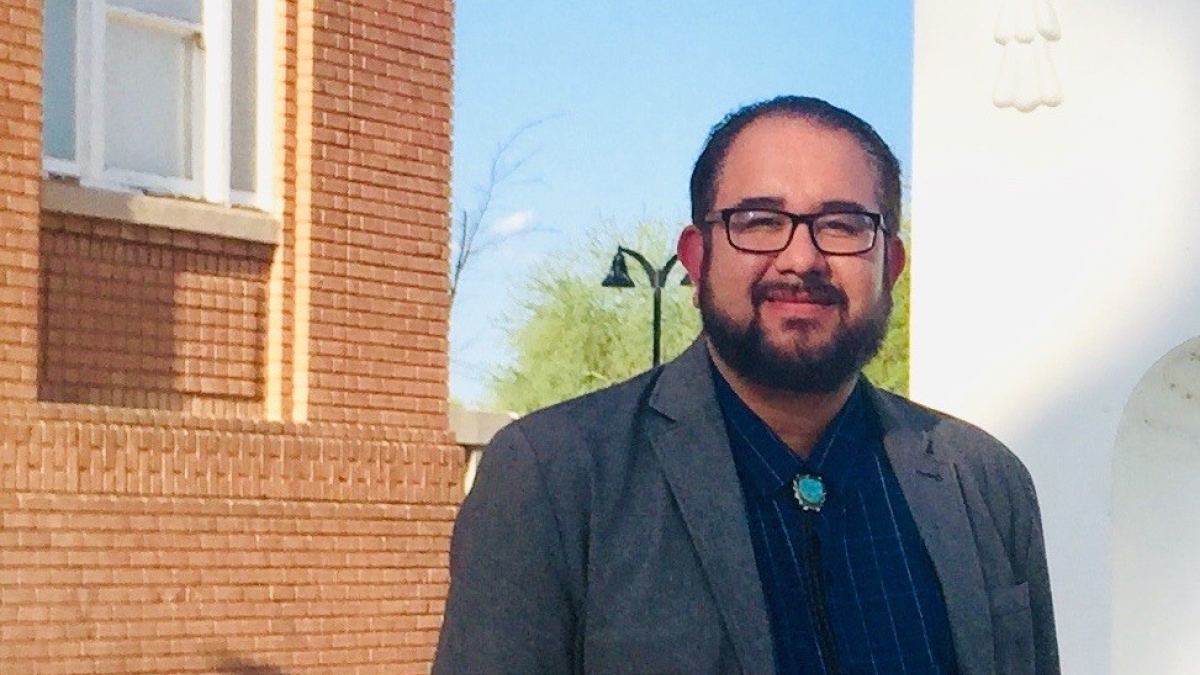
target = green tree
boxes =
[861,216,911,395]
[488,222,699,414]
[862,260,909,395]
[488,221,911,413]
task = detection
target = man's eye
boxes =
[818,215,869,236]
[736,212,787,230]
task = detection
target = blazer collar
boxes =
[645,339,776,675]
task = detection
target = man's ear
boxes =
[885,235,906,289]
[677,225,706,307]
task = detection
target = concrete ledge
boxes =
[450,407,519,494]
[41,179,280,245]
[449,406,518,449]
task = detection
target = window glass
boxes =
[43,0,77,161]
[104,18,193,178]
[230,0,258,192]
[109,0,201,23]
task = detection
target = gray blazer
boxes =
[434,341,1059,675]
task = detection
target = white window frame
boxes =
[43,0,275,212]
[229,0,276,210]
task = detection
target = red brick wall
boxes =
[3,495,452,674]
[1,494,452,673]
[0,0,41,402]
[0,0,461,672]
[0,406,460,674]
[303,0,454,428]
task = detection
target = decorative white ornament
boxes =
[992,0,1063,112]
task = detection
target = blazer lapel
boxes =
[646,341,775,675]
[869,388,995,675]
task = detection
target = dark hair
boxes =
[689,96,901,235]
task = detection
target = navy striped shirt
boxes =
[714,373,956,675]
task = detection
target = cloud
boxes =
[491,210,535,236]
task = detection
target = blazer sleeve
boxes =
[432,424,577,675]
[1015,465,1061,675]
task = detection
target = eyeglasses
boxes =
[708,208,887,255]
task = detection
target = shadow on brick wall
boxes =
[38,214,271,417]
[214,655,292,675]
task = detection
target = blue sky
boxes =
[450,1,913,406]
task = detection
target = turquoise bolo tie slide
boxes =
[793,474,827,512]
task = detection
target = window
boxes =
[43,0,275,209]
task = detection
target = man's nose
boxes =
[771,225,827,275]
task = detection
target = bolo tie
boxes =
[793,472,842,675]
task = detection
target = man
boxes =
[433,96,1058,675]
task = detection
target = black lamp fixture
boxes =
[601,251,636,288]
[600,247,691,368]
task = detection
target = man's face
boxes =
[678,115,906,394]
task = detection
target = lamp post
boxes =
[601,247,691,368]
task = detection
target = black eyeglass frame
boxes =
[707,207,890,256]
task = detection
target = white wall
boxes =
[912,1,1200,673]
[1112,337,1200,675]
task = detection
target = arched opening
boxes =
[1111,336,1200,674]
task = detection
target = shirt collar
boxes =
[712,363,877,499]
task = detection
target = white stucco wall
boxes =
[1112,338,1200,675]
[912,1,1200,673]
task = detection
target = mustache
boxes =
[751,276,847,307]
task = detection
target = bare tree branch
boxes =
[449,118,554,302]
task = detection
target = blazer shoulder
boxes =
[876,388,1036,490]
[466,369,664,561]
[488,368,663,467]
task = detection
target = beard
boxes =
[699,271,892,395]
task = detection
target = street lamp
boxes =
[601,246,692,368]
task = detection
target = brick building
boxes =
[0,1,461,673]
